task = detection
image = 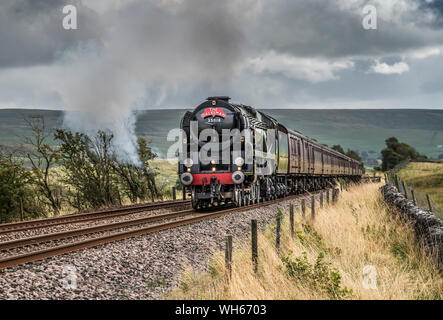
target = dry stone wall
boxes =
[380,184,443,269]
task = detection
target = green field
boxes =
[151,158,179,195]
[397,162,443,219]
[1,109,442,166]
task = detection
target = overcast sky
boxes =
[1,0,443,110]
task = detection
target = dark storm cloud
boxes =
[245,0,443,59]
[423,0,443,15]
[1,0,443,111]
[113,0,245,79]
[1,0,442,70]
[420,0,443,28]
[0,0,101,68]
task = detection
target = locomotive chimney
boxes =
[207,96,230,102]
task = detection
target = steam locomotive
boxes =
[179,96,364,209]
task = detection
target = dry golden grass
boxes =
[170,183,443,300]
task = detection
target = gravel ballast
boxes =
[0,194,323,300]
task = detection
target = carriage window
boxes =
[278,130,288,172]
[278,131,288,157]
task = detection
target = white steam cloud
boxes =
[58,44,144,164]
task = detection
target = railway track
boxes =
[0,190,324,270]
[0,199,190,235]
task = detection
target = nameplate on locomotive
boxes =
[200,108,226,119]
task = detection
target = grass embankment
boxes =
[151,158,178,191]
[170,183,442,300]
[397,162,443,218]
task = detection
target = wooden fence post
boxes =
[401,181,408,199]
[411,189,417,206]
[251,220,258,274]
[20,197,24,221]
[172,187,176,201]
[332,188,339,204]
[311,196,315,221]
[276,215,281,254]
[326,189,330,204]
[225,235,233,280]
[394,176,400,191]
[289,204,294,239]
[320,191,323,208]
[301,199,306,220]
[426,194,433,212]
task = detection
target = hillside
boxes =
[1,109,442,166]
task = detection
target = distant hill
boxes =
[1,109,442,166]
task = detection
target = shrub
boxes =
[281,251,353,300]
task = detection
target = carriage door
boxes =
[290,136,299,173]
[321,151,324,174]
[277,128,288,174]
[310,145,315,173]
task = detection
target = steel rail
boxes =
[0,191,323,270]
[0,200,191,235]
[0,208,196,251]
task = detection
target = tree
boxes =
[0,157,45,223]
[54,129,160,209]
[54,129,121,210]
[332,145,345,155]
[345,149,361,161]
[380,137,427,171]
[331,144,360,161]
[23,115,62,215]
[112,137,159,203]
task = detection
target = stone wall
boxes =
[380,184,443,269]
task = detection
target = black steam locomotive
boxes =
[179,96,364,209]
